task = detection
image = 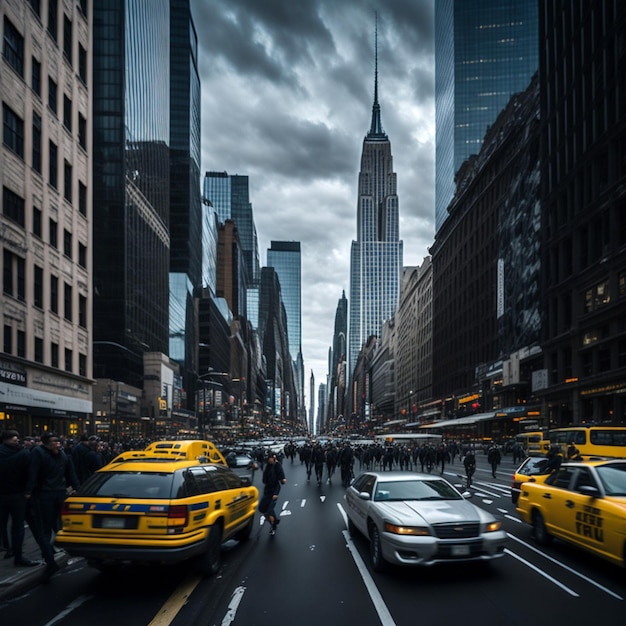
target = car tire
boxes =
[369,524,386,572]
[234,516,253,542]
[347,516,357,537]
[197,524,222,576]
[532,511,553,546]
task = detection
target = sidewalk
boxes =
[0,527,70,603]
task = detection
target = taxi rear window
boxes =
[76,471,175,499]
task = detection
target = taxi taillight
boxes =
[167,504,188,532]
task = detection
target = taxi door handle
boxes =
[565,500,575,508]
[542,493,551,499]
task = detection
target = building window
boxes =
[51,342,59,368]
[49,218,57,248]
[49,140,57,187]
[29,1,41,17]
[64,282,72,321]
[78,113,87,149]
[78,181,87,215]
[3,17,24,77]
[32,57,41,95]
[35,337,44,363]
[78,242,87,268]
[32,112,41,172]
[619,271,626,298]
[79,294,87,327]
[48,0,58,42]
[63,15,72,62]
[63,94,72,131]
[79,353,87,377]
[65,348,73,373]
[2,250,25,301]
[64,161,72,203]
[50,275,58,313]
[2,187,25,226]
[78,44,87,83]
[3,103,24,158]
[17,330,25,358]
[33,206,42,237]
[63,228,72,258]
[78,0,88,19]
[34,264,43,308]
[584,280,610,313]
[3,325,11,354]
[48,77,57,114]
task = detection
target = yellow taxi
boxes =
[55,440,258,575]
[510,456,551,504]
[516,459,626,569]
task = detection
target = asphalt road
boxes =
[1,453,624,626]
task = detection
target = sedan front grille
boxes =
[432,523,480,539]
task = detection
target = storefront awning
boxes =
[420,412,496,430]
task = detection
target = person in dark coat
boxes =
[25,432,79,580]
[258,452,286,536]
[487,445,502,478]
[71,434,104,485]
[0,430,39,567]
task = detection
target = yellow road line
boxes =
[148,574,202,626]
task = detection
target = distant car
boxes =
[511,456,551,504]
[516,459,626,568]
[226,452,258,481]
[344,471,507,571]
[56,440,258,575]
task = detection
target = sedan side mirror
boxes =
[358,491,371,500]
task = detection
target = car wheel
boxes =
[369,524,386,572]
[197,524,222,576]
[532,510,552,546]
[347,516,357,537]
[234,516,253,542]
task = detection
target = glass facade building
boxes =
[435,0,538,231]
[349,40,402,374]
[267,241,302,362]
[92,0,171,387]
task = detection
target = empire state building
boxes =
[348,32,403,373]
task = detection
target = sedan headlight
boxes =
[484,521,502,533]
[384,522,431,536]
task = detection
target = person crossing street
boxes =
[258,451,286,536]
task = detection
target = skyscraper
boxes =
[267,241,304,419]
[348,27,402,374]
[435,0,538,231]
[92,0,171,388]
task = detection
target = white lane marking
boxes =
[504,514,523,523]
[301,499,307,507]
[507,533,623,600]
[497,508,509,514]
[336,503,397,626]
[320,495,326,502]
[504,549,579,596]
[42,595,94,626]
[220,585,246,626]
[282,501,288,510]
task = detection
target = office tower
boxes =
[539,1,626,425]
[435,0,538,231]
[267,241,301,362]
[309,370,315,434]
[348,29,403,374]
[169,0,201,406]
[92,0,171,388]
[327,291,348,423]
[0,0,93,435]
[267,241,304,420]
[203,171,259,290]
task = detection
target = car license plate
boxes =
[101,516,126,529]
[451,544,470,556]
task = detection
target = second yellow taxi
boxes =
[55,440,258,575]
[516,459,626,569]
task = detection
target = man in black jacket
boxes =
[25,433,79,580]
[71,434,104,485]
[258,452,286,536]
[0,430,39,567]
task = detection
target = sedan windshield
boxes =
[374,479,462,502]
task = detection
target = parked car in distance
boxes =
[344,471,507,572]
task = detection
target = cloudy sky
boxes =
[190,0,436,404]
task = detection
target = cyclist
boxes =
[463,449,476,488]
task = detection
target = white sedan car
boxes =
[344,471,507,571]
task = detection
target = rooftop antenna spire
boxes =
[369,11,384,136]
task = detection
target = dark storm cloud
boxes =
[191,0,436,386]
